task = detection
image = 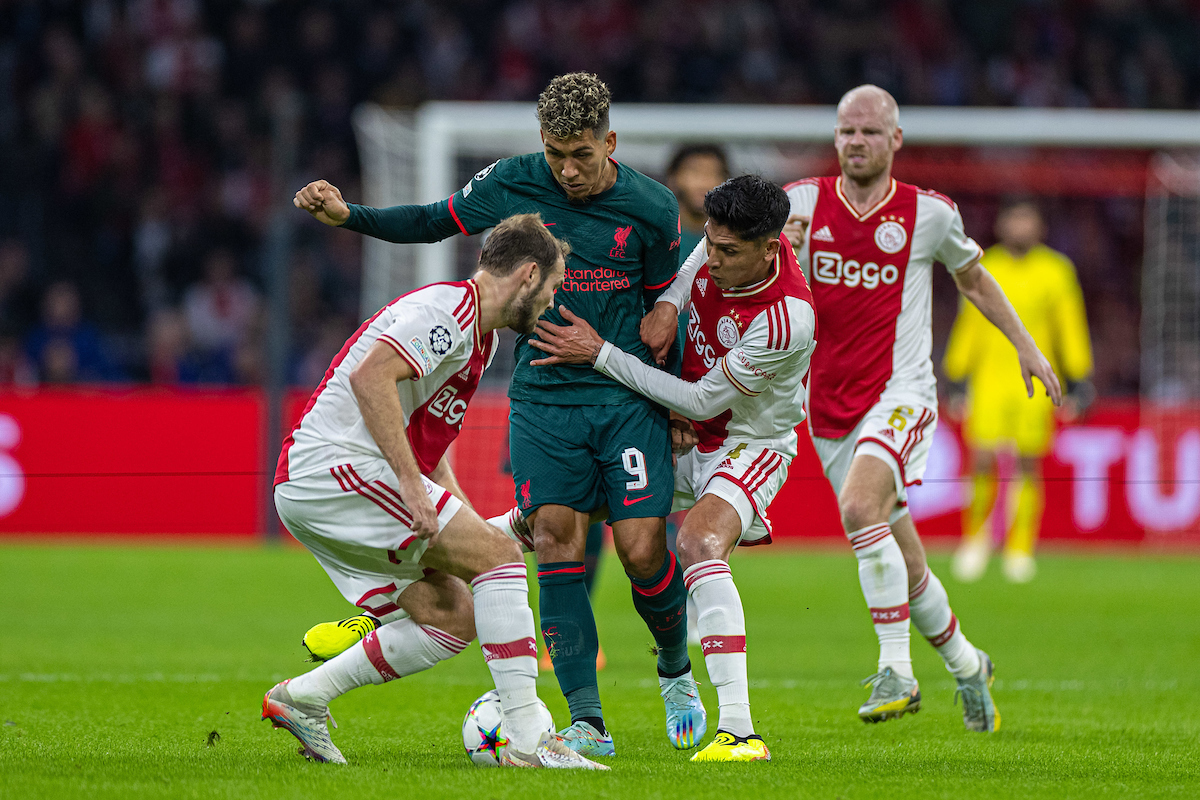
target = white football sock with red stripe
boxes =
[471,562,549,753]
[847,523,913,679]
[287,619,467,707]
[485,507,534,553]
[908,567,981,678]
[684,560,754,738]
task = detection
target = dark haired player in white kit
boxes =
[532,176,817,763]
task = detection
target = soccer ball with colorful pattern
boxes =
[461,690,553,767]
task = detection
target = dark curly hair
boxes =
[703,175,790,241]
[536,72,611,140]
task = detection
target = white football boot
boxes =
[261,680,345,764]
[500,731,610,770]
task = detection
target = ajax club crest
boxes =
[874,221,907,254]
[716,315,740,348]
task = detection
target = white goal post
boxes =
[353,102,1200,402]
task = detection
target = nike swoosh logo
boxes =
[623,495,653,506]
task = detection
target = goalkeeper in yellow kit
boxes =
[945,200,1093,583]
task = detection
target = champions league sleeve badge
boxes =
[429,325,453,355]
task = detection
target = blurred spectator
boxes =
[24,281,121,383]
[5,1,1199,391]
[182,248,260,355]
[666,143,730,255]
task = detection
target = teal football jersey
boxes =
[344,152,681,405]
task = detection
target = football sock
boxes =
[684,560,753,738]
[287,618,466,707]
[486,507,533,552]
[471,562,547,754]
[847,523,913,679]
[1005,474,1044,557]
[537,561,604,727]
[908,567,981,679]
[964,471,997,542]
[583,522,604,596]
[628,550,690,677]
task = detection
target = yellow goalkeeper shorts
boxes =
[963,388,1055,457]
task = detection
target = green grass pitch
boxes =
[1,543,1197,799]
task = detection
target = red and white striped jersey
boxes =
[785,176,982,439]
[275,280,498,485]
[682,235,817,455]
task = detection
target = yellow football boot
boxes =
[858,667,921,722]
[690,731,770,762]
[302,614,379,662]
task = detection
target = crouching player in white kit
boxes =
[263,214,605,770]
[531,176,817,763]
[784,86,1062,731]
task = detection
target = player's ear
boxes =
[605,130,616,156]
[764,236,781,259]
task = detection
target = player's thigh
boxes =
[422,503,524,583]
[396,570,476,642]
[850,399,938,525]
[274,468,439,617]
[595,400,674,523]
[508,401,604,515]
[696,443,789,549]
[963,389,1012,452]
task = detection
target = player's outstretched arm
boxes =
[348,342,441,542]
[532,307,743,420]
[953,261,1063,405]
[293,179,468,244]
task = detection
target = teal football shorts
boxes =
[508,399,673,522]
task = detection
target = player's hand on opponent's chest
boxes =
[640,301,680,366]
[783,214,810,255]
[529,306,605,366]
[294,179,350,227]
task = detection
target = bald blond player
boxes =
[947,200,1093,584]
[784,86,1062,732]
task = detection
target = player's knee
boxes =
[675,528,721,569]
[839,493,887,533]
[615,534,663,580]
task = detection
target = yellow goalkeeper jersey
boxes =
[944,243,1092,399]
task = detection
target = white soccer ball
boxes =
[461,690,553,767]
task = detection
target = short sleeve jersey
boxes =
[786,176,982,439]
[682,235,818,458]
[445,153,681,405]
[275,281,498,485]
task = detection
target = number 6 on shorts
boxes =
[622,447,648,491]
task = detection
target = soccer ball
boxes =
[461,690,553,767]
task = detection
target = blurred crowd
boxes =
[3,0,1196,392]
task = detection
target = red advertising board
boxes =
[1,388,1197,543]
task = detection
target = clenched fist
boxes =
[294,180,350,227]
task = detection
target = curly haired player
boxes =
[292,73,701,757]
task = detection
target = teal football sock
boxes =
[537,561,604,724]
[582,522,605,596]
[629,551,690,676]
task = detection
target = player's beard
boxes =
[838,148,889,185]
[507,283,545,334]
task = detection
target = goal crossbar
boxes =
[412,103,1200,285]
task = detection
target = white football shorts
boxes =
[673,441,791,546]
[274,457,464,619]
[812,395,938,524]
